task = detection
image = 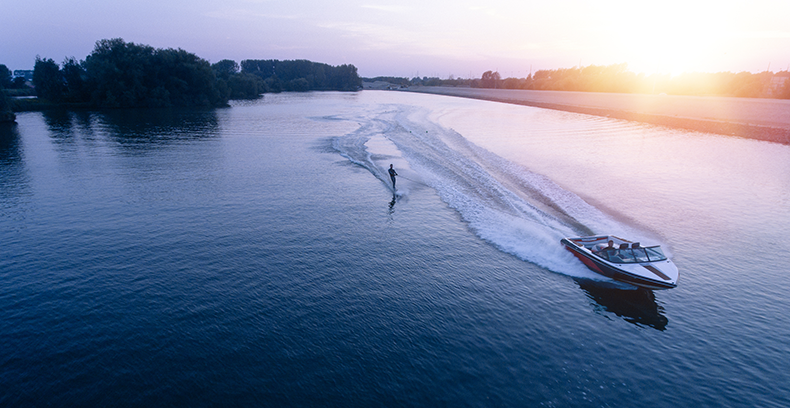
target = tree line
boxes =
[496,64,790,98]
[371,64,790,99]
[0,65,20,122]
[0,65,28,90]
[213,58,361,99]
[0,93,13,123]
[2,38,362,117]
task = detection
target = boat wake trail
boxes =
[331,104,636,279]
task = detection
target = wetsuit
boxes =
[388,167,398,188]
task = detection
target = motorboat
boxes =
[561,235,678,290]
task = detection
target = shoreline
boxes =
[400,86,790,145]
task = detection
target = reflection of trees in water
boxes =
[41,108,221,153]
[35,108,226,206]
[0,122,31,215]
[97,108,220,139]
[575,279,669,331]
[0,122,22,164]
[41,109,94,143]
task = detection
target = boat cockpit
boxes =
[594,243,667,264]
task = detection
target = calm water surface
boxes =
[1,91,789,407]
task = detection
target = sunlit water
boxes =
[2,91,789,407]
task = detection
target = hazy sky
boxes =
[3,0,789,78]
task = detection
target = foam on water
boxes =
[332,104,656,280]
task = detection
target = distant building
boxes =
[13,70,33,81]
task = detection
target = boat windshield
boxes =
[597,246,667,263]
[644,246,667,261]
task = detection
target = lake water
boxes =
[2,91,789,407]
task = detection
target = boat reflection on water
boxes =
[575,278,669,331]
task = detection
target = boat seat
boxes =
[619,243,629,249]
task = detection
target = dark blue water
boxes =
[2,92,789,407]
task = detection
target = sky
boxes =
[2,0,789,78]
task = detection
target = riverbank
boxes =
[401,86,790,145]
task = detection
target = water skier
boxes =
[388,164,398,189]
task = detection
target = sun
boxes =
[605,3,734,75]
